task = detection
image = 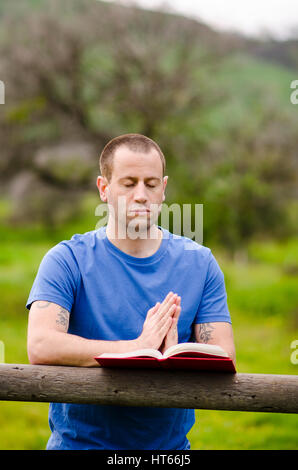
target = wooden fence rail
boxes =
[0,364,297,413]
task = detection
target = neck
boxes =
[105,221,163,258]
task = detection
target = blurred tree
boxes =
[0,0,297,250]
[0,0,224,227]
[199,99,298,254]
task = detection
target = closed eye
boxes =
[124,183,156,188]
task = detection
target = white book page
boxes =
[98,349,163,359]
[163,342,228,359]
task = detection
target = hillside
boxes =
[1,0,297,70]
[0,0,297,248]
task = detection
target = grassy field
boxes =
[0,213,297,449]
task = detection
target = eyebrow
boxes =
[119,176,161,182]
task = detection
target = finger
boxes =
[159,291,174,309]
[166,317,178,337]
[170,315,178,329]
[157,304,177,327]
[155,305,174,331]
[168,317,179,340]
[159,316,173,336]
[173,305,181,320]
[158,293,177,317]
[164,303,177,318]
[147,303,174,334]
[147,302,160,318]
[170,296,180,317]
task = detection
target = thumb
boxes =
[147,302,160,317]
[169,316,178,330]
[173,305,181,320]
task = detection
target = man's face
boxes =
[97,145,168,237]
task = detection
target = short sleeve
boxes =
[194,251,231,324]
[26,242,80,313]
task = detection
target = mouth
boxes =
[128,208,150,215]
[128,210,150,216]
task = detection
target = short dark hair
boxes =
[99,133,166,182]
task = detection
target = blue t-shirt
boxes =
[26,225,231,450]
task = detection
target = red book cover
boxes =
[95,351,236,373]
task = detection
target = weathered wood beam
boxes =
[0,364,297,413]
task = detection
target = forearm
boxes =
[195,322,236,368]
[28,330,139,367]
[219,341,236,368]
[27,295,177,367]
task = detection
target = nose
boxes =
[133,182,148,204]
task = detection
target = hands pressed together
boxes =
[136,292,181,353]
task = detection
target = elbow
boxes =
[27,334,52,365]
[229,348,236,370]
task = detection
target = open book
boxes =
[95,342,236,373]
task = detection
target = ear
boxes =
[96,175,109,203]
[162,175,168,202]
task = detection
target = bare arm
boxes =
[27,301,140,367]
[194,322,236,368]
[27,293,177,367]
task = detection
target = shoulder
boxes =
[51,229,100,254]
[43,229,100,272]
[162,227,212,262]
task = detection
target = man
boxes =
[26,133,236,450]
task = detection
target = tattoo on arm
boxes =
[36,301,51,309]
[35,301,70,331]
[198,323,215,343]
[56,307,70,330]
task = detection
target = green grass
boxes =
[0,219,297,449]
[188,410,298,450]
[0,402,50,450]
[186,238,298,450]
